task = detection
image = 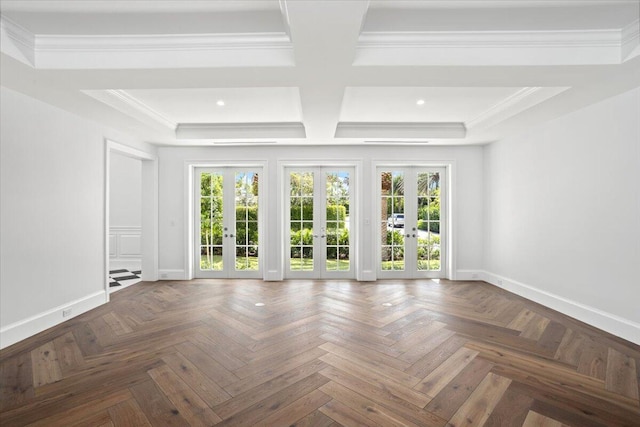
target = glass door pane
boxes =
[235,171,259,271]
[325,171,350,272]
[289,171,315,272]
[380,171,405,271]
[195,167,262,278]
[417,171,441,272]
[378,167,445,279]
[199,172,224,271]
[286,167,355,279]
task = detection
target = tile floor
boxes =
[109,269,141,293]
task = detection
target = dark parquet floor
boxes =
[1,279,639,426]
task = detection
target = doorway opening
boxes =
[105,140,158,300]
[377,166,447,279]
[194,167,263,279]
[285,167,355,279]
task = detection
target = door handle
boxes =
[229,234,235,238]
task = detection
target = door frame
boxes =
[279,160,362,281]
[185,160,268,280]
[104,139,158,301]
[372,161,455,280]
[284,166,356,280]
[193,167,263,279]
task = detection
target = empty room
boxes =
[1,0,639,426]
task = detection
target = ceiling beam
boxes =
[286,1,369,141]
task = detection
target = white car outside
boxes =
[387,214,404,228]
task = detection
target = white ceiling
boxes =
[1,0,639,146]
[112,88,303,124]
[340,87,529,122]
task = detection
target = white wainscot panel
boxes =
[109,234,117,256]
[109,227,141,259]
[119,234,141,256]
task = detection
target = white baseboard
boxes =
[455,270,482,280]
[158,269,186,280]
[359,270,376,281]
[0,290,108,350]
[264,270,281,281]
[480,270,640,345]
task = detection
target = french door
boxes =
[378,167,445,278]
[286,167,354,279]
[195,167,262,278]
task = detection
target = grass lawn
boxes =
[381,260,441,271]
[200,255,259,271]
[201,255,350,272]
[290,258,350,271]
[201,255,439,273]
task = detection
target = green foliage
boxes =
[418,204,440,221]
[290,198,314,220]
[417,235,441,260]
[235,221,258,246]
[381,230,404,262]
[235,206,258,221]
[289,203,347,223]
[417,192,440,233]
[325,228,349,246]
[200,173,224,247]
[386,229,405,245]
[290,172,314,196]
[417,220,440,233]
[326,205,347,221]
[289,227,314,259]
[290,228,314,246]
[326,228,350,259]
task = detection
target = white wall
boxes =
[109,152,142,227]
[483,86,640,343]
[109,152,142,270]
[157,145,484,281]
[0,87,154,348]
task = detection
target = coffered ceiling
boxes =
[1,0,639,146]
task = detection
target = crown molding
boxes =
[0,14,35,65]
[356,28,628,65]
[105,90,176,129]
[83,89,176,131]
[621,19,640,61]
[335,122,466,139]
[0,17,294,69]
[36,32,294,69]
[176,122,306,139]
[359,29,621,49]
[466,86,570,131]
[466,87,540,129]
[35,32,292,52]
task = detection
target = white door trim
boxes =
[104,139,158,301]
[281,162,360,280]
[185,160,268,280]
[372,161,455,280]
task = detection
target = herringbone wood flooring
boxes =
[1,279,639,426]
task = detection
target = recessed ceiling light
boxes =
[216,100,225,107]
[254,302,265,307]
[416,99,425,106]
[382,302,393,307]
